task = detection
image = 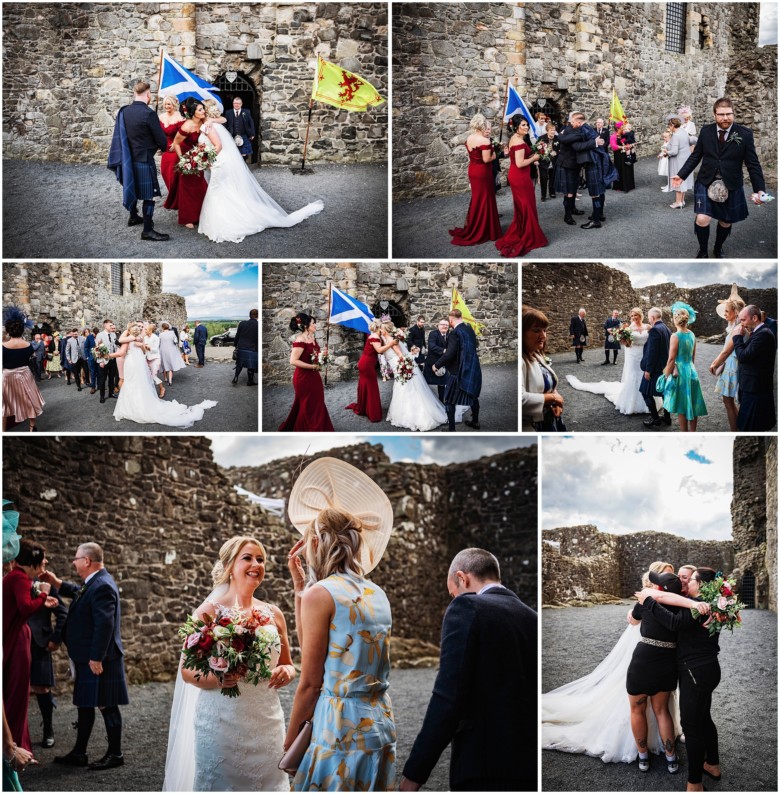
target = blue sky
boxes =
[208,435,536,468]
[760,3,778,46]
[162,263,258,319]
[542,436,734,540]
[611,261,778,290]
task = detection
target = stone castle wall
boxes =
[262,262,518,384]
[2,262,187,334]
[3,3,387,165]
[522,262,778,353]
[3,437,537,684]
[392,2,776,200]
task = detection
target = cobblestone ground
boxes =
[262,361,519,432]
[547,341,778,432]
[542,604,777,791]
[21,668,450,792]
[2,160,388,259]
[392,156,777,259]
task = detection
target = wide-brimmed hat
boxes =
[288,457,393,574]
[716,284,744,320]
[649,570,683,595]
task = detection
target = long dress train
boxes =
[346,335,383,422]
[449,144,501,246]
[278,341,334,432]
[383,344,447,431]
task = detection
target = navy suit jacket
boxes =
[193,324,208,345]
[120,101,167,165]
[424,329,448,384]
[676,123,765,193]
[435,322,482,400]
[733,324,777,394]
[639,321,671,397]
[403,588,538,789]
[28,584,68,649]
[234,318,258,352]
[225,108,255,139]
[61,569,125,664]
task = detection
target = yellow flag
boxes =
[609,89,627,125]
[451,287,485,336]
[312,56,385,111]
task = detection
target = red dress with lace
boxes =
[278,341,335,432]
[449,144,501,246]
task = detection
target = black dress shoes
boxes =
[89,753,124,771]
[100,396,106,404]
[464,419,481,429]
[141,229,170,241]
[713,248,725,258]
[54,751,88,766]
[127,215,143,227]
[571,207,585,216]
[563,215,576,225]
[42,733,55,749]
[695,249,709,258]
[643,417,663,428]
[581,221,601,229]
[660,409,672,426]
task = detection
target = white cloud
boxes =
[610,261,778,290]
[208,435,365,468]
[760,2,778,46]
[162,263,258,318]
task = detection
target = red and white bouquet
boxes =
[691,573,746,635]
[178,601,280,697]
[394,353,416,385]
[311,350,330,370]
[614,326,634,347]
[176,143,218,176]
[392,329,406,343]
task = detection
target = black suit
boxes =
[407,324,427,367]
[424,329,448,399]
[569,315,588,361]
[639,320,672,417]
[403,587,538,791]
[733,324,777,431]
[233,317,259,384]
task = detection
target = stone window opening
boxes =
[529,98,564,129]
[129,274,137,294]
[216,71,260,165]
[741,570,756,609]
[665,3,687,54]
[111,263,123,296]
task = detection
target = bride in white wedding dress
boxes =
[565,307,653,415]
[163,537,294,792]
[113,322,217,427]
[198,107,324,243]
[381,325,447,431]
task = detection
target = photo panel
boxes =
[262,262,519,433]
[540,434,778,791]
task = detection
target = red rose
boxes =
[231,636,245,652]
[198,634,214,651]
[218,616,232,627]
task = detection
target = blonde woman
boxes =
[159,95,184,193]
[450,113,502,246]
[662,306,707,432]
[163,536,294,791]
[143,322,164,398]
[709,288,745,431]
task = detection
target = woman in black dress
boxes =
[638,568,720,792]
[626,570,683,774]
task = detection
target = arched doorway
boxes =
[215,72,260,165]
[742,570,756,608]
[530,97,564,128]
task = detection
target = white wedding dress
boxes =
[384,344,448,431]
[113,343,217,427]
[198,124,324,243]
[542,623,681,763]
[163,599,289,792]
[565,330,651,415]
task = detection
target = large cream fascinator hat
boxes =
[288,457,393,574]
[716,284,744,320]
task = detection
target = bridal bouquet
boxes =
[691,573,746,635]
[178,602,280,697]
[392,329,406,343]
[614,326,634,347]
[311,350,330,370]
[531,139,552,162]
[176,143,218,176]
[92,343,110,365]
[394,354,416,385]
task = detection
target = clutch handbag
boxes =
[714,362,725,376]
[278,720,313,774]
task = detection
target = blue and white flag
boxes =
[159,52,223,111]
[504,85,544,138]
[329,287,375,333]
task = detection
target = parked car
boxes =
[209,327,237,346]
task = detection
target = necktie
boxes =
[718,129,726,149]
[235,110,239,118]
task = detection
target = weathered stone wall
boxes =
[2,3,387,165]
[542,524,734,605]
[3,437,537,685]
[392,2,775,200]
[262,262,518,384]
[522,262,778,353]
[2,262,186,334]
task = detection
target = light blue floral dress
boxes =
[294,573,396,792]
[714,329,739,398]
[663,331,708,420]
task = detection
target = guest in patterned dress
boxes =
[709,286,745,431]
[2,308,44,432]
[285,457,396,791]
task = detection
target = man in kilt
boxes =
[603,309,621,365]
[672,97,769,259]
[108,80,170,242]
[42,543,128,770]
[232,308,259,386]
[433,309,482,431]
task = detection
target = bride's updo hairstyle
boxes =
[204,101,222,119]
[380,321,396,336]
[641,560,674,588]
[289,312,314,334]
[303,507,365,584]
[673,308,690,327]
[211,535,267,587]
[368,320,383,335]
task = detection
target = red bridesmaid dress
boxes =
[278,340,335,432]
[495,142,549,257]
[165,130,208,225]
[160,120,183,196]
[449,144,501,246]
[345,335,383,422]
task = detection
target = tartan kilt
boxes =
[584,163,607,197]
[132,161,162,201]
[555,166,579,195]
[235,349,258,369]
[72,658,129,708]
[693,180,749,223]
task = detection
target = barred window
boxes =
[666,3,686,53]
[111,263,123,295]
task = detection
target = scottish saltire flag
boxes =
[504,85,544,138]
[329,287,375,333]
[159,52,223,111]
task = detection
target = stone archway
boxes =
[530,97,564,128]
[741,570,756,609]
[215,71,260,165]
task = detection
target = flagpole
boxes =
[324,281,332,386]
[499,79,511,144]
[299,99,314,172]
[155,48,164,112]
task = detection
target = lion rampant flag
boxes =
[451,287,485,336]
[312,56,385,111]
[609,89,627,125]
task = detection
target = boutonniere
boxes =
[727,132,743,147]
[78,584,87,596]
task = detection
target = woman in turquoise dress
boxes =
[285,458,396,792]
[709,289,745,431]
[661,306,707,432]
